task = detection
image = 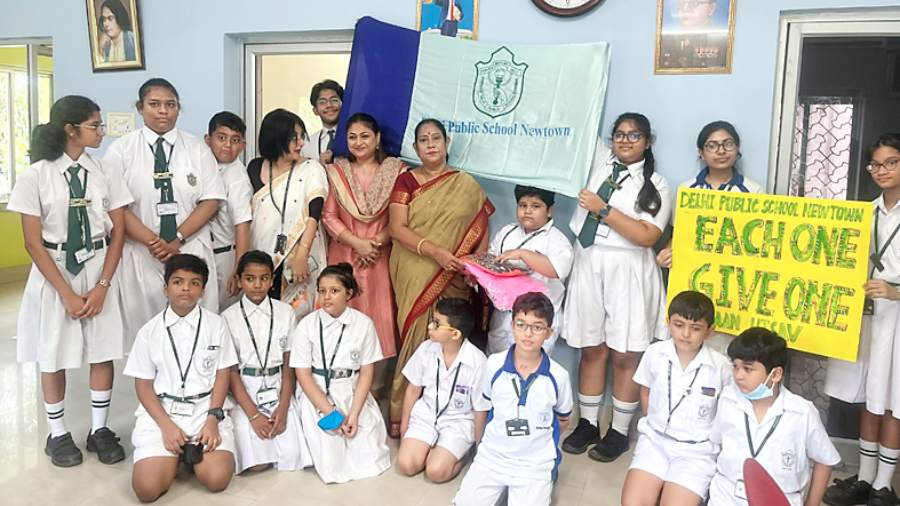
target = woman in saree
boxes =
[323,113,403,362]
[248,108,328,317]
[387,118,494,436]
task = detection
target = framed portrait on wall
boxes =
[655,0,736,74]
[417,0,480,40]
[85,0,145,72]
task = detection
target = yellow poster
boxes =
[668,188,873,361]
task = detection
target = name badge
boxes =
[505,418,530,437]
[169,399,195,417]
[256,387,279,407]
[734,479,747,500]
[274,234,287,254]
[597,223,611,238]
[864,297,875,315]
[74,248,95,264]
[157,202,178,216]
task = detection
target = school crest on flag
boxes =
[473,47,528,119]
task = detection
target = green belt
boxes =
[43,236,110,251]
[241,365,282,377]
[213,244,234,254]
[157,391,211,402]
[312,367,356,380]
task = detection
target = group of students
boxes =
[8,67,900,505]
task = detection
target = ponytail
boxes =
[29,95,100,163]
[638,146,661,216]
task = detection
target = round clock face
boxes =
[532,0,604,17]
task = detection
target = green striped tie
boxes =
[65,164,92,275]
[577,163,628,248]
[154,137,177,241]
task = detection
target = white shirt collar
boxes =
[320,307,354,327]
[517,218,555,236]
[164,304,201,328]
[874,193,900,214]
[614,156,646,180]
[240,295,272,316]
[54,152,92,174]
[661,339,715,373]
[723,383,803,421]
[142,125,178,147]
[434,339,480,369]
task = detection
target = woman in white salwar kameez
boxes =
[290,263,391,484]
[103,78,224,342]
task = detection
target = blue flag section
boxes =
[335,17,611,197]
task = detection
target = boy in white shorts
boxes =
[124,254,237,502]
[398,297,487,483]
[621,290,731,505]
[453,292,573,506]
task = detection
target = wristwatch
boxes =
[207,407,225,422]
[596,204,613,222]
[176,231,186,244]
[97,278,110,288]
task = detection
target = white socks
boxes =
[611,398,639,435]
[45,400,66,438]
[859,439,879,484]
[578,393,603,427]
[90,389,112,434]
[873,446,900,490]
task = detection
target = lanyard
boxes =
[318,316,346,396]
[499,226,546,252]
[147,142,176,171]
[165,308,203,394]
[511,375,537,418]
[666,361,701,428]
[63,169,89,199]
[744,413,782,458]
[64,169,91,245]
[434,358,462,422]
[870,211,900,278]
[239,298,274,372]
[268,162,296,235]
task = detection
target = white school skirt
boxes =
[17,246,125,372]
[214,248,239,312]
[298,375,391,484]
[230,373,312,472]
[563,244,667,352]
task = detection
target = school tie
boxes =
[577,162,628,248]
[154,137,177,242]
[65,164,92,276]
[325,129,335,153]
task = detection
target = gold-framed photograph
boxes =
[85,0,145,72]
[655,0,736,74]
[416,0,480,40]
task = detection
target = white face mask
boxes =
[741,370,775,401]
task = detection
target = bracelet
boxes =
[248,412,262,422]
[416,238,428,256]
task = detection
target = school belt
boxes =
[241,365,282,377]
[312,367,356,380]
[42,236,110,252]
[157,391,211,402]
[653,427,709,445]
[213,245,234,254]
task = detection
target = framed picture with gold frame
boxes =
[655,0,736,74]
[85,0,145,72]
[416,0,480,40]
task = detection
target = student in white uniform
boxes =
[824,133,900,506]
[397,298,487,483]
[9,95,131,467]
[290,263,391,484]
[104,78,225,342]
[621,291,731,505]
[486,185,573,355]
[709,328,840,506]
[299,79,344,165]
[124,254,237,502]
[204,111,253,311]
[562,113,672,462]
[453,292,573,506]
[223,250,312,473]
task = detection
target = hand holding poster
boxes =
[667,188,872,361]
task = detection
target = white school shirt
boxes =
[8,152,133,243]
[221,295,296,370]
[104,126,225,244]
[487,219,573,313]
[210,159,253,249]
[709,384,840,505]
[124,305,238,401]
[300,127,335,160]
[872,194,900,284]
[289,307,383,371]
[472,346,574,481]
[633,340,731,443]
[402,339,487,424]
[569,143,672,250]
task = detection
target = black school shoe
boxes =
[824,475,872,506]
[45,433,83,467]
[561,418,600,454]
[86,428,125,464]
[587,426,629,463]
[869,487,900,506]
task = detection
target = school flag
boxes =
[333,16,611,197]
[667,188,873,361]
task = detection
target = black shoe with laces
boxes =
[823,474,872,506]
[587,426,629,463]
[86,427,125,464]
[869,487,900,506]
[561,418,600,454]
[45,433,83,467]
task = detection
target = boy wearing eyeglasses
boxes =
[300,80,344,165]
[204,111,252,311]
[453,292,573,506]
[397,298,487,483]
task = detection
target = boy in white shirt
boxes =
[204,112,253,311]
[709,328,840,506]
[621,290,731,505]
[453,292,573,506]
[398,297,488,483]
[299,79,344,165]
[486,185,573,354]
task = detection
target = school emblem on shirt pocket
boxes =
[186,173,197,186]
[781,449,796,471]
[453,397,466,410]
[201,354,216,373]
[350,349,360,367]
[697,404,711,421]
[102,197,110,211]
[279,335,288,351]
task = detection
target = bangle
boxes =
[416,238,428,256]
[248,412,262,422]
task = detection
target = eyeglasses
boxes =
[703,139,738,152]
[76,122,106,133]
[513,320,549,335]
[428,318,456,331]
[867,157,900,173]
[213,133,243,146]
[612,131,644,143]
[316,97,342,107]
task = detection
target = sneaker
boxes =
[823,475,872,506]
[587,426,629,463]
[86,427,125,464]
[869,487,900,506]
[561,418,600,454]
[44,433,83,468]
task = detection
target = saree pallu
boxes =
[388,171,493,424]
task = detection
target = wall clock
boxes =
[532,0,604,17]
